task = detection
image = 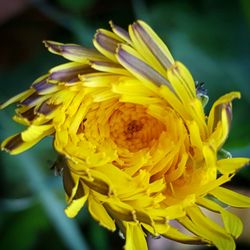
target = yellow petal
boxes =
[0,89,34,109]
[1,125,54,155]
[167,62,207,133]
[217,157,250,174]
[63,162,80,203]
[88,194,116,231]
[112,77,157,98]
[197,197,243,238]
[186,120,203,149]
[48,61,94,84]
[147,204,185,221]
[109,21,131,44]
[202,145,217,182]
[129,22,169,76]
[162,225,206,244]
[208,92,240,148]
[165,153,188,182]
[196,173,232,195]
[159,84,190,121]
[116,44,172,89]
[21,124,54,142]
[124,222,148,250]
[130,20,174,69]
[1,134,35,155]
[90,60,131,75]
[89,164,133,197]
[167,62,196,103]
[93,29,122,62]
[210,187,250,207]
[81,169,113,196]
[179,206,235,250]
[64,183,89,218]
[104,197,135,222]
[44,40,105,63]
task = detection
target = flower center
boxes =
[109,103,165,152]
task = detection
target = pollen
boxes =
[109,103,165,152]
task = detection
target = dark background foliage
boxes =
[0,0,250,249]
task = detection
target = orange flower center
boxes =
[109,103,165,152]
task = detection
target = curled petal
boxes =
[208,92,240,149]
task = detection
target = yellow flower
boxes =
[1,20,250,250]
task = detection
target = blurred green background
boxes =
[0,0,250,249]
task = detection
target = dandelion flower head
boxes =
[1,20,250,250]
